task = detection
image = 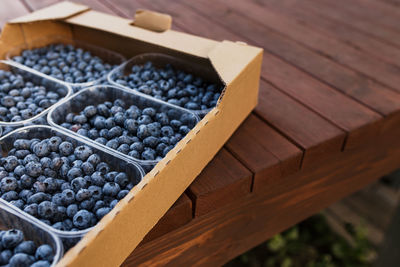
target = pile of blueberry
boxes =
[12,44,118,84]
[60,99,197,161]
[0,137,135,231]
[113,61,223,111]
[0,70,63,123]
[0,228,54,267]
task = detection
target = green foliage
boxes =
[225,214,375,267]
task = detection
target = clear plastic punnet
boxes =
[0,201,63,266]
[6,36,126,90]
[107,53,224,117]
[48,85,199,166]
[0,60,72,128]
[0,125,144,249]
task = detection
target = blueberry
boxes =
[142,149,156,160]
[24,204,38,217]
[96,162,110,175]
[52,193,64,206]
[0,249,12,265]
[95,207,111,220]
[104,171,118,182]
[59,141,74,156]
[83,105,97,117]
[109,199,119,209]
[88,185,102,201]
[71,177,87,192]
[35,244,54,261]
[10,199,24,209]
[9,253,34,267]
[27,193,49,204]
[90,172,105,186]
[124,119,138,134]
[67,168,83,182]
[33,141,50,157]
[2,191,19,201]
[66,204,78,218]
[117,190,129,200]
[14,241,36,255]
[114,173,129,188]
[38,201,56,219]
[2,229,24,249]
[73,210,94,229]
[3,156,18,171]
[74,145,93,161]
[103,182,120,197]
[75,189,91,202]
[31,260,51,267]
[61,189,75,205]
[106,139,119,149]
[0,177,18,192]
[143,136,159,148]
[137,125,149,139]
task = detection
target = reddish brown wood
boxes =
[140,194,192,244]
[323,0,400,33]
[255,0,400,68]
[226,114,301,182]
[255,82,346,169]
[0,0,29,28]
[125,134,400,266]
[187,148,252,217]
[205,0,400,92]
[299,0,400,48]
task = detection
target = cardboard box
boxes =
[0,2,263,266]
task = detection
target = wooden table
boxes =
[3,0,400,266]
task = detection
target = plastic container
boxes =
[48,85,199,166]
[0,125,144,249]
[0,201,63,266]
[107,53,224,117]
[0,60,72,127]
[6,35,126,91]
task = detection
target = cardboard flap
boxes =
[208,40,263,84]
[132,9,172,32]
[9,1,90,24]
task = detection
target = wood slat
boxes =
[299,0,400,48]
[323,0,400,33]
[256,82,345,168]
[0,0,29,29]
[226,114,302,190]
[210,0,400,119]
[218,0,400,93]
[127,0,348,159]
[257,0,400,68]
[125,133,400,266]
[170,0,389,150]
[140,194,192,244]
[187,148,252,217]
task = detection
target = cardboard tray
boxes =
[0,2,263,266]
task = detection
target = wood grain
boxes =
[226,114,302,188]
[187,148,253,217]
[125,134,400,266]
[256,82,346,169]
[140,194,192,244]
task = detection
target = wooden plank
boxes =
[187,148,252,217]
[225,114,302,189]
[125,132,400,266]
[298,0,400,48]
[256,0,400,68]
[260,53,383,150]
[256,82,346,169]
[153,0,389,150]
[141,194,192,244]
[323,0,400,33]
[212,0,400,93]
[0,0,29,29]
[124,1,370,154]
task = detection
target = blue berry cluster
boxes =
[13,44,117,84]
[114,61,222,111]
[0,229,54,267]
[61,99,197,161]
[0,70,62,123]
[0,137,135,231]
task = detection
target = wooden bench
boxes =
[3,0,400,265]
